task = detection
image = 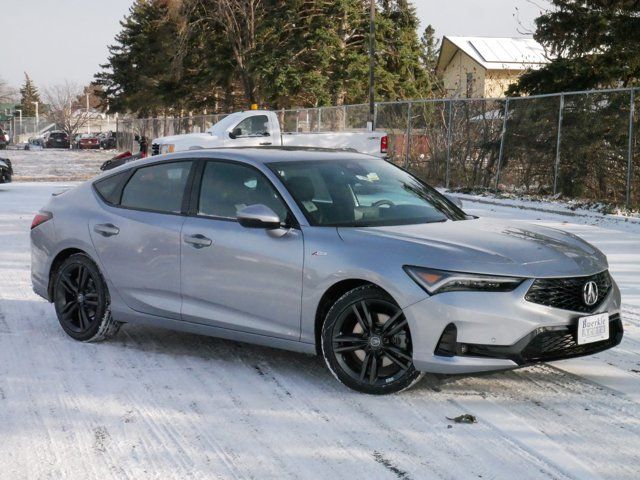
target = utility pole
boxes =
[86,93,91,134]
[368,0,376,131]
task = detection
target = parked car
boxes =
[78,134,101,150]
[99,132,117,150]
[0,129,9,149]
[152,110,388,158]
[30,148,623,394]
[0,157,12,182]
[44,131,70,149]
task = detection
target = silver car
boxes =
[30,148,623,394]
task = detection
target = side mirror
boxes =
[446,194,463,209]
[229,127,242,139]
[237,204,281,230]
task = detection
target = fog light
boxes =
[459,344,468,354]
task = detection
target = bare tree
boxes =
[44,81,91,142]
[0,77,18,103]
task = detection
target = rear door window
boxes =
[120,161,193,213]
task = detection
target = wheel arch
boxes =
[47,248,91,300]
[313,279,396,355]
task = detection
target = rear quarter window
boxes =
[94,172,129,205]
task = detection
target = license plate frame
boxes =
[577,313,609,345]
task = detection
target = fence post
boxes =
[553,94,565,195]
[374,103,378,131]
[405,101,412,169]
[627,89,635,208]
[495,98,510,191]
[445,100,453,189]
[318,108,322,132]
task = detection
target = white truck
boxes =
[151,110,389,158]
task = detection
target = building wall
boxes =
[441,50,522,98]
[484,70,520,98]
[441,50,486,98]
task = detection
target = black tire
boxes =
[1,173,11,183]
[321,285,423,394]
[53,253,121,342]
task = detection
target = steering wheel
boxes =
[372,199,395,208]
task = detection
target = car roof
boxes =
[95,147,384,181]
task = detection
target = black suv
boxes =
[45,131,70,149]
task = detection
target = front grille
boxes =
[520,314,623,363]
[525,271,612,313]
[151,143,160,156]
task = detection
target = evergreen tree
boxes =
[420,24,438,73]
[509,0,640,95]
[96,0,433,113]
[20,73,41,117]
[94,0,180,115]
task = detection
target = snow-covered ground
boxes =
[1,155,639,479]
[1,148,114,182]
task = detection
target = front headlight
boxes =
[404,266,524,295]
[160,144,175,154]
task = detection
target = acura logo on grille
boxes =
[583,281,599,306]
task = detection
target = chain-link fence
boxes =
[118,87,640,208]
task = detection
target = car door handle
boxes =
[94,223,120,237]
[259,142,272,146]
[184,233,212,248]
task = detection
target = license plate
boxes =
[577,313,609,345]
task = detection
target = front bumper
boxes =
[404,277,622,374]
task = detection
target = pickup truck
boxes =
[151,110,388,158]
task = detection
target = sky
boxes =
[0,0,549,91]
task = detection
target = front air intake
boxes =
[434,323,457,357]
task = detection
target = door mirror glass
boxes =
[237,204,281,229]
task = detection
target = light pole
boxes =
[14,108,22,143]
[32,101,39,133]
[368,0,376,131]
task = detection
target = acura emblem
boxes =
[583,281,599,306]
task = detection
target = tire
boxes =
[53,253,121,342]
[321,285,423,394]
[0,172,9,183]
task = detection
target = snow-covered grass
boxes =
[1,154,639,479]
[1,148,114,182]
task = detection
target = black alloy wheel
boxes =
[322,285,422,394]
[53,254,121,342]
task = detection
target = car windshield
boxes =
[268,158,468,227]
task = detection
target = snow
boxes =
[1,148,115,182]
[1,152,639,479]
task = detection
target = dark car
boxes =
[45,131,70,149]
[0,157,12,183]
[99,132,117,149]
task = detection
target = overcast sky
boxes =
[0,0,549,90]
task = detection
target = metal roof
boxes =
[437,36,550,72]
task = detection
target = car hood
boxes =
[337,218,608,278]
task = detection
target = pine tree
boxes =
[420,24,438,73]
[20,73,41,117]
[96,0,433,113]
[509,0,640,94]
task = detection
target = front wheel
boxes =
[321,285,423,394]
[53,253,121,342]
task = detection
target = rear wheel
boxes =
[321,285,422,394]
[53,254,121,342]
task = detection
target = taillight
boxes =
[31,211,52,230]
[380,135,388,154]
